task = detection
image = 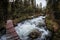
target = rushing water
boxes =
[0,16,51,40]
[15,16,51,40]
[0,35,6,40]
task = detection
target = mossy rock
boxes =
[28,29,41,39]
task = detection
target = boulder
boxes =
[28,29,41,39]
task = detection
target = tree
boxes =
[47,0,60,19]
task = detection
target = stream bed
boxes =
[15,16,52,40]
[0,16,52,40]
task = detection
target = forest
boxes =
[0,0,60,40]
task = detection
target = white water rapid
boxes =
[15,16,51,40]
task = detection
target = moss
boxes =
[46,15,60,40]
[46,17,53,31]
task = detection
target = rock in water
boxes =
[6,20,20,40]
[28,29,41,39]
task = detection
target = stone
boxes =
[6,20,20,40]
[28,29,41,39]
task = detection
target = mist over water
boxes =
[15,16,51,40]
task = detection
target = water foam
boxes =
[15,16,51,40]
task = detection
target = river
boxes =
[0,16,52,40]
[15,16,52,40]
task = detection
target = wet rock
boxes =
[28,29,41,39]
[6,20,20,40]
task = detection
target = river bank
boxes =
[0,13,60,40]
[13,13,42,26]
